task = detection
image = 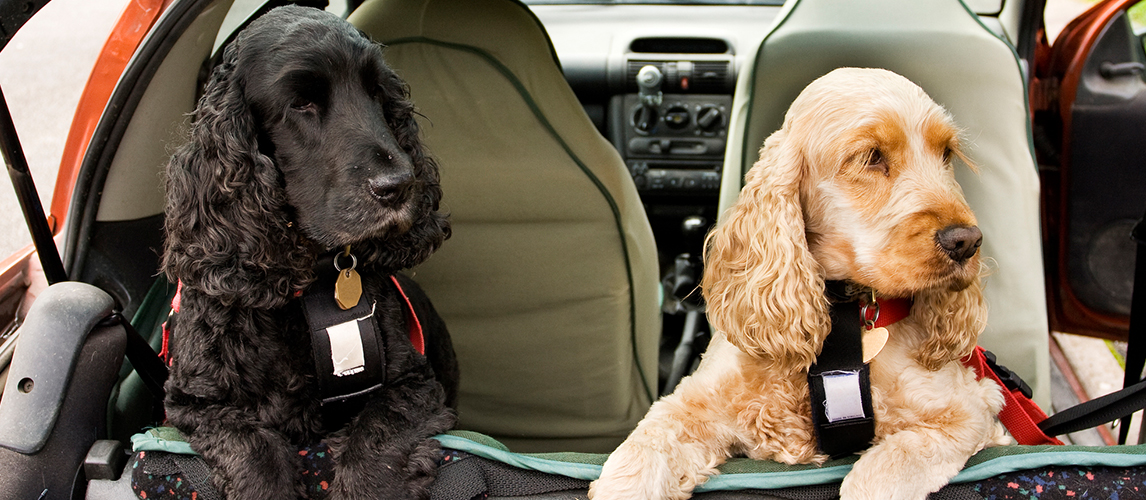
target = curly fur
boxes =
[590,68,1009,500]
[161,6,456,499]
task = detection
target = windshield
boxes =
[523,1,785,5]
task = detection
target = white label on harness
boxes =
[821,371,866,422]
[327,320,366,377]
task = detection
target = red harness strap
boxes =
[158,282,183,366]
[161,277,426,366]
[390,275,424,355]
[962,346,1063,445]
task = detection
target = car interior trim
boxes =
[64,0,223,277]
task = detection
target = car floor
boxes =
[1050,331,1139,445]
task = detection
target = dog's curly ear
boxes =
[162,44,315,309]
[702,128,830,374]
[358,67,450,272]
[913,277,986,370]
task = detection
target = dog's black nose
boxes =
[368,173,414,203]
[936,225,982,262]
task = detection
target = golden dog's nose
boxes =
[936,225,982,262]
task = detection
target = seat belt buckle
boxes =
[982,349,1034,399]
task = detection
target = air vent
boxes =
[630,37,729,54]
[626,60,731,93]
[690,61,729,93]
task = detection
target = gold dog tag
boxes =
[862,327,889,363]
[334,268,362,310]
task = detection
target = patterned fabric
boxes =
[127,432,1146,500]
[973,466,1146,499]
[130,442,336,500]
[298,442,337,497]
[129,451,209,500]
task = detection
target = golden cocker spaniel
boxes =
[590,68,1010,500]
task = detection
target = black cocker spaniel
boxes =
[161,6,456,499]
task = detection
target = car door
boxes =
[1033,0,1146,341]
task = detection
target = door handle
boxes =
[1099,61,1145,78]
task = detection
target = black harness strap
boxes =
[808,298,876,458]
[301,259,387,410]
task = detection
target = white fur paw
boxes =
[590,440,701,500]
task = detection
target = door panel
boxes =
[1040,0,1146,339]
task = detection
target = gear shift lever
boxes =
[634,65,663,133]
[637,65,663,107]
[661,215,711,394]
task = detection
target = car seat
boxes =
[0,283,126,498]
[718,0,1051,407]
[349,0,661,453]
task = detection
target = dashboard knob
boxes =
[633,106,658,133]
[696,106,723,132]
[664,106,690,129]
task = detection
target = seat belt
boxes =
[1036,207,1146,443]
[1118,208,1146,444]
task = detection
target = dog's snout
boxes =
[936,225,982,262]
[368,173,415,204]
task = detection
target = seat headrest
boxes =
[349,0,561,76]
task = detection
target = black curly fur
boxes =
[161,6,456,499]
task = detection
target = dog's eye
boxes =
[865,149,889,176]
[868,149,882,165]
[290,97,316,113]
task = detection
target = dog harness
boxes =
[810,282,912,458]
[810,283,1062,456]
[301,250,424,411]
[161,258,425,410]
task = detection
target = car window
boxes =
[522,0,1003,15]
[1131,0,1146,34]
[523,0,784,4]
[0,0,129,259]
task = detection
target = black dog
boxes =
[161,6,456,499]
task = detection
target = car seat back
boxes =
[350,0,661,453]
[720,0,1051,405]
[0,282,126,499]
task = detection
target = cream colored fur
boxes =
[590,68,1011,500]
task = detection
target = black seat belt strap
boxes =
[1040,377,1146,438]
[1033,210,1146,440]
[1118,208,1146,444]
[808,300,875,458]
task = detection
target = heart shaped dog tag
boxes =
[862,327,889,363]
[335,268,362,310]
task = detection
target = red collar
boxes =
[860,295,913,328]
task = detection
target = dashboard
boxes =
[530,4,782,263]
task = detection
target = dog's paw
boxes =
[840,435,965,500]
[840,474,936,500]
[590,438,707,500]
